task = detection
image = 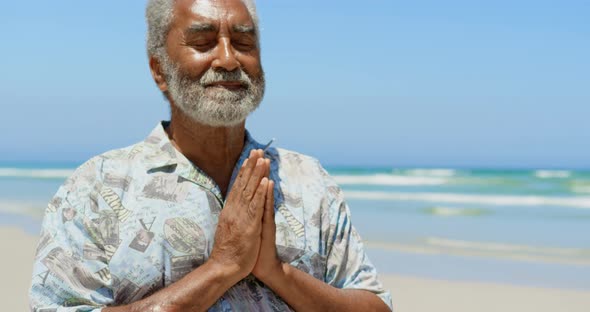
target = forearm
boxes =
[104,260,243,312]
[261,263,390,312]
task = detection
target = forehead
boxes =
[174,0,253,26]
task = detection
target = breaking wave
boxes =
[535,170,572,179]
[333,174,450,186]
[344,191,590,209]
[0,168,74,179]
[401,169,460,177]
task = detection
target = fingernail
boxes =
[242,159,249,167]
[260,177,268,185]
[256,158,264,166]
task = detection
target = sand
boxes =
[2,227,38,311]
[383,275,590,312]
[3,227,589,312]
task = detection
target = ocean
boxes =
[2,164,589,290]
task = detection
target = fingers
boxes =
[242,153,269,202]
[263,180,275,225]
[248,177,268,220]
[264,158,271,178]
[232,149,263,195]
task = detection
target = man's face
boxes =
[159,0,265,127]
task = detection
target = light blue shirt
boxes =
[29,121,393,311]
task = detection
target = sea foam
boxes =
[0,168,74,179]
[344,191,590,209]
[402,169,459,177]
[535,170,572,179]
[333,174,449,186]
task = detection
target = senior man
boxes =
[29,0,393,311]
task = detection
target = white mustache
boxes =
[199,69,252,86]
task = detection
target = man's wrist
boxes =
[132,259,245,312]
[205,258,246,288]
[257,261,288,287]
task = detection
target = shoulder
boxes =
[268,147,342,201]
[59,140,148,199]
[269,147,331,181]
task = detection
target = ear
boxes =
[149,56,168,93]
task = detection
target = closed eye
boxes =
[188,40,216,51]
[233,39,256,52]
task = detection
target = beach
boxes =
[384,275,590,312]
[5,226,590,312]
[2,227,38,312]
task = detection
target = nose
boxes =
[211,38,240,72]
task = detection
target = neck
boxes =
[165,105,246,197]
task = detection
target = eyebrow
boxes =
[186,23,217,34]
[232,24,256,35]
[184,23,256,36]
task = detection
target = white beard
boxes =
[162,57,265,127]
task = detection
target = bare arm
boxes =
[262,263,391,312]
[104,260,242,312]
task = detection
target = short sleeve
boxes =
[321,168,393,311]
[29,159,113,311]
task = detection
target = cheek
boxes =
[178,52,215,79]
[238,54,263,77]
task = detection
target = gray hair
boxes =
[146,0,259,60]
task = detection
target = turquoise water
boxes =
[1,164,589,289]
[326,167,590,290]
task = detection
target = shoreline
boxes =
[6,209,590,270]
[4,226,590,311]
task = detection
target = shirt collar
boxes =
[142,121,181,171]
[143,121,265,200]
[144,121,264,171]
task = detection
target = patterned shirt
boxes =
[29,121,393,311]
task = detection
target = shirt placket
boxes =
[173,131,262,209]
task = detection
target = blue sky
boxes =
[1,0,589,168]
